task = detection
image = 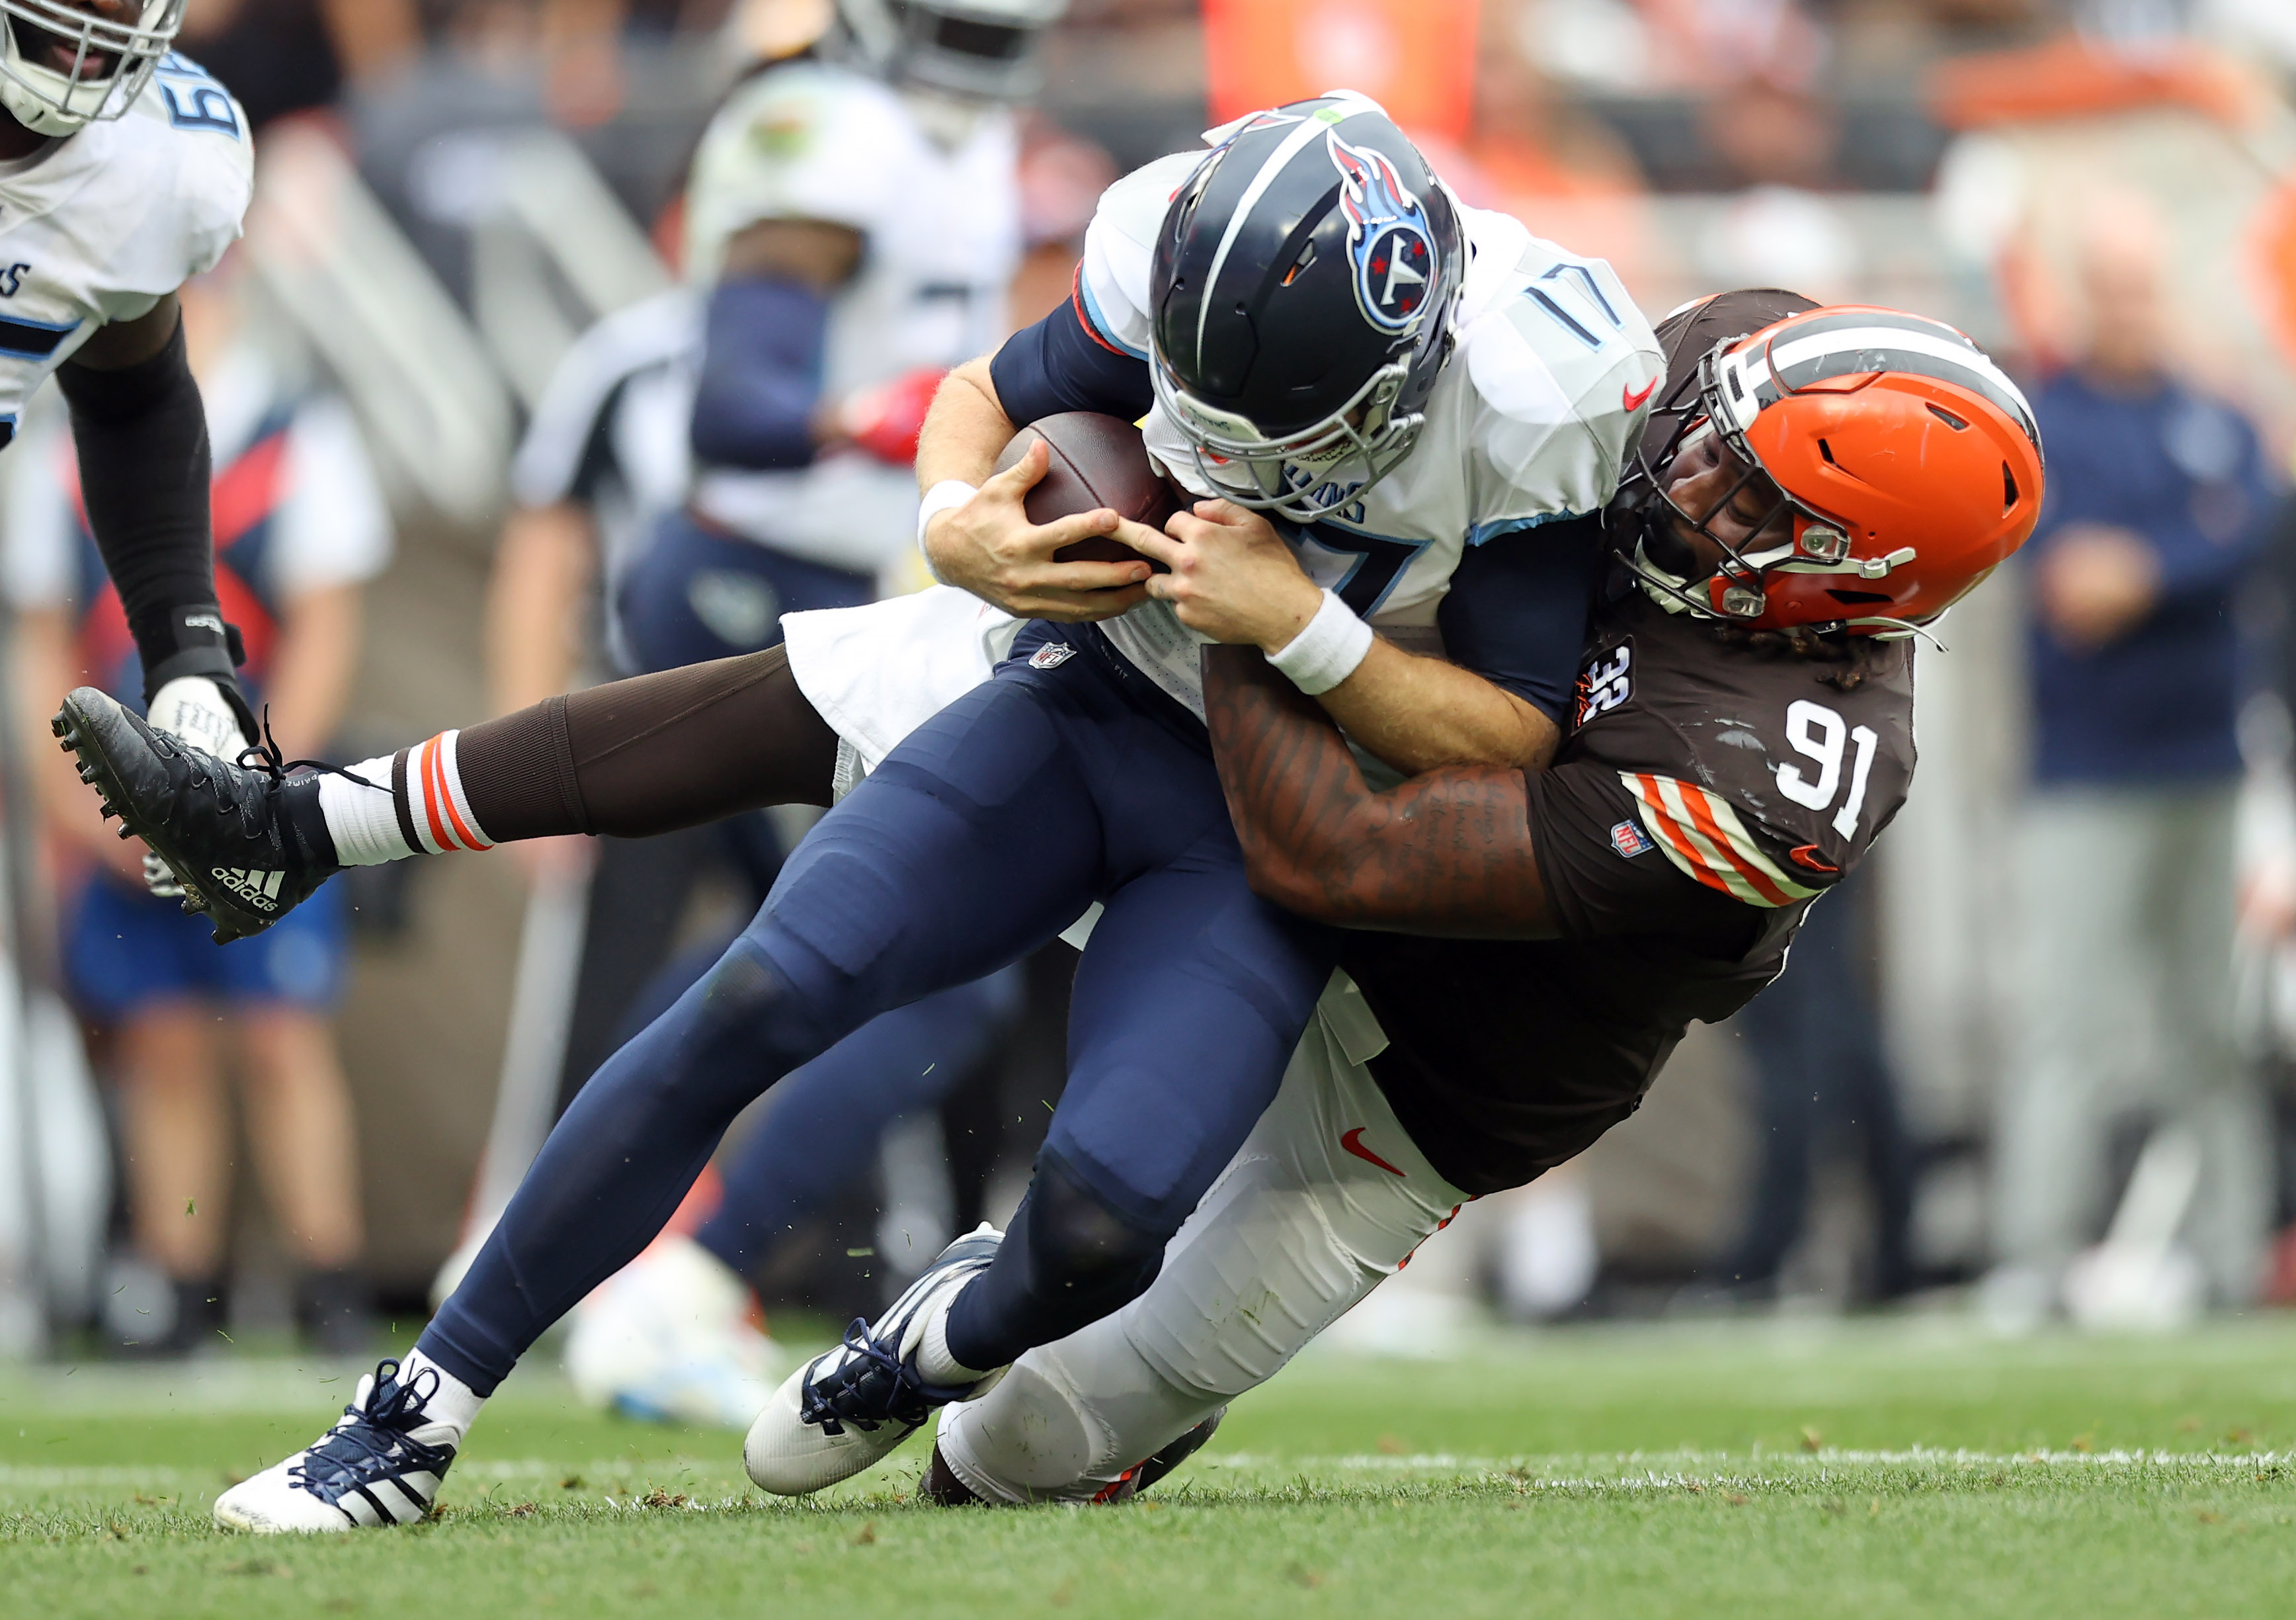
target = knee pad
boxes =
[1022,1152,1168,1307]
[936,1360,1102,1499]
[938,1316,1226,1504]
[942,1154,1170,1373]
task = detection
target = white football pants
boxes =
[935,977,1468,1504]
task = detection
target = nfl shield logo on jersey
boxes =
[1610,818,1654,859]
[1029,643,1077,670]
[1327,132,1434,333]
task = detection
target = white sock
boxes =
[397,1349,487,1440]
[317,756,409,865]
[317,732,495,866]
[916,1303,989,1385]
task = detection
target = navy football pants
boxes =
[419,636,1339,1392]
[690,966,1024,1279]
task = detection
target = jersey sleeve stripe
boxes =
[1074,265,1147,361]
[1682,785,1823,902]
[1623,773,1760,903]
[1666,779,1801,906]
[1622,773,1821,908]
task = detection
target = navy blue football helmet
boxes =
[1149,93,1465,520]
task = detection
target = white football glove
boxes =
[143,851,184,900]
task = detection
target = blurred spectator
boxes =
[1707,867,1916,1303]
[4,258,393,1355]
[179,0,421,130]
[1695,79,1857,299]
[1985,210,2277,1329]
[1429,17,1649,277]
[1008,114,1118,327]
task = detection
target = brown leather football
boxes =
[993,411,1176,573]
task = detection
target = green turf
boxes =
[7,1316,2296,1617]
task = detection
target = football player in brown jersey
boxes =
[917,292,2047,1504]
[58,292,2042,1517]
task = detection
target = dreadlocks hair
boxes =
[1710,621,1880,693]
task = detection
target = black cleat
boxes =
[1098,1408,1226,1503]
[919,1407,1227,1507]
[52,687,340,944]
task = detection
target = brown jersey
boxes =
[1340,314,1919,1193]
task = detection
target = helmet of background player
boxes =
[0,0,182,137]
[1148,93,1465,523]
[831,0,1067,103]
[1616,304,2045,638]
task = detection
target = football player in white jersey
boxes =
[58,92,1665,1530]
[0,4,256,764]
[636,0,1046,632]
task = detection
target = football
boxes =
[993,411,1178,572]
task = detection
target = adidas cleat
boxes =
[53,687,339,944]
[213,1360,460,1533]
[744,1224,1005,1496]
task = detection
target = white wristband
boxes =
[1266,589,1374,696]
[916,479,978,585]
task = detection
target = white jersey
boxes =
[1073,151,1663,716]
[682,62,1022,576]
[0,56,250,448]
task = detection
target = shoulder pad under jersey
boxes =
[1459,224,1661,527]
[101,60,253,309]
[1568,596,1916,906]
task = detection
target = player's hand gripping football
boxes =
[1123,500,1323,653]
[923,439,1155,622]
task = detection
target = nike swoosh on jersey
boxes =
[1622,376,1659,412]
[1340,1127,1407,1177]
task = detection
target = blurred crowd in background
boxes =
[5,0,2296,1365]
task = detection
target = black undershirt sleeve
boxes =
[987,280,1153,427]
[56,316,243,713]
[1436,516,1608,723]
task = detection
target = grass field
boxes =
[6,1315,2296,1617]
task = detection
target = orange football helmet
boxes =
[1619,304,2046,636]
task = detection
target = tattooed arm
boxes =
[1204,645,1559,939]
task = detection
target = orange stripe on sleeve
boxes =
[1673,783,1794,906]
[1630,774,1733,896]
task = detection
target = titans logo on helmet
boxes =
[1327,132,1434,335]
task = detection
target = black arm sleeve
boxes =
[56,317,243,710]
[1435,515,1608,723]
[987,280,1153,427]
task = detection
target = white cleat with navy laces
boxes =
[213,1361,460,1533]
[745,1224,1006,1496]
